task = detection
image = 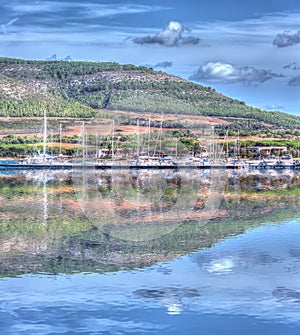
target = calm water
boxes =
[0,169,300,334]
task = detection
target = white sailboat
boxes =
[22,111,58,165]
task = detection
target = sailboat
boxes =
[22,111,58,165]
[133,117,174,166]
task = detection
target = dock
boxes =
[0,163,300,170]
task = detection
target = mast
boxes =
[137,118,140,159]
[82,121,85,161]
[95,132,99,158]
[225,129,229,160]
[147,118,151,159]
[59,123,62,156]
[212,125,215,160]
[210,125,215,161]
[111,118,115,159]
[226,137,229,160]
[159,118,163,156]
[43,110,47,157]
[237,130,240,158]
[50,129,53,155]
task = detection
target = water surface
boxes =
[0,169,300,334]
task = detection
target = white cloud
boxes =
[132,21,200,47]
[153,61,173,68]
[85,4,165,19]
[189,62,284,85]
[273,30,300,47]
[0,17,19,35]
[194,12,300,35]
[7,1,166,18]
[264,104,285,111]
[7,1,67,14]
[283,62,299,70]
[288,75,300,86]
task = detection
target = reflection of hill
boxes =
[0,170,300,277]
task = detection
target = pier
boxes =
[0,163,300,170]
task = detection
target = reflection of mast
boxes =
[42,174,48,224]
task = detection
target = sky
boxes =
[0,0,300,115]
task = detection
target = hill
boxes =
[0,57,299,132]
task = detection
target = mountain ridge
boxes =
[0,57,299,130]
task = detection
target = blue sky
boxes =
[1,0,300,115]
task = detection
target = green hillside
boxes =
[0,57,299,129]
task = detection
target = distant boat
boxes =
[277,155,296,166]
[226,158,246,168]
[245,159,261,167]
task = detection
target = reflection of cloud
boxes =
[135,287,199,298]
[156,267,172,275]
[273,30,300,47]
[190,62,284,85]
[288,75,300,87]
[194,250,279,275]
[134,287,199,315]
[206,257,235,275]
[132,21,200,47]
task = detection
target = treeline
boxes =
[0,99,108,118]
[0,143,76,158]
[237,139,300,149]
[0,57,153,82]
[227,139,300,158]
[104,92,300,129]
